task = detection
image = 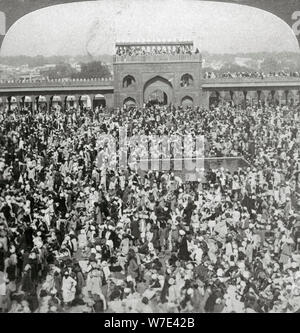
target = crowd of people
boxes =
[204,71,300,79]
[0,97,300,313]
[116,45,200,57]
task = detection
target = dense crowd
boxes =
[204,71,300,79]
[116,45,200,57]
[0,99,300,313]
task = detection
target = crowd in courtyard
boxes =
[0,98,300,313]
[204,71,300,79]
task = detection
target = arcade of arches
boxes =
[208,89,300,107]
[1,88,300,111]
[0,94,107,111]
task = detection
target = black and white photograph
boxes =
[0,0,300,317]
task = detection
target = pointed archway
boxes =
[143,75,173,105]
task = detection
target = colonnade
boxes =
[0,93,108,111]
[207,89,300,106]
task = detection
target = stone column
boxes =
[284,90,289,105]
[74,94,80,109]
[295,90,300,105]
[63,95,67,111]
[33,96,39,112]
[276,90,284,106]
[47,96,53,112]
[200,90,210,109]
[0,96,7,110]
[271,90,276,104]
[246,90,255,106]
[44,96,51,112]
[290,89,298,105]
[261,90,270,105]
[90,94,95,110]
[257,90,261,101]
[219,91,226,104]
[8,97,12,112]
[230,90,238,106]
[214,91,219,104]
[242,91,248,108]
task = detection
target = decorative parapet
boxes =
[203,77,300,83]
[0,77,114,88]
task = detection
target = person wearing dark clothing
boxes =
[178,235,190,261]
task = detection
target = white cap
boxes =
[169,278,175,285]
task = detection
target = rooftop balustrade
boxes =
[203,76,300,83]
[0,77,114,88]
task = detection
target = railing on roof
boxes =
[0,77,114,88]
[115,41,193,47]
[203,76,300,84]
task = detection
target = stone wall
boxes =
[113,57,203,107]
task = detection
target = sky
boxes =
[1,0,299,56]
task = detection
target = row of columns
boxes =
[211,89,300,106]
[0,94,107,112]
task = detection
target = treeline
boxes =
[1,52,299,75]
[42,61,112,79]
[203,53,300,73]
[0,55,113,67]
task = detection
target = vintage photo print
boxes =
[0,0,299,317]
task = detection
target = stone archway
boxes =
[123,97,136,108]
[93,94,106,109]
[181,96,194,109]
[143,75,173,105]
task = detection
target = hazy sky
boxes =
[1,0,299,56]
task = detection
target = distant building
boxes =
[70,60,82,72]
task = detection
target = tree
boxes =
[43,63,74,79]
[260,56,281,73]
[72,61,111,79]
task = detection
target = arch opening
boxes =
[79,95,92,109]
[93,94,106,109]
[180,74,193,87]
[65,95,76,108]
[123,97,136,109]
[122,75,136,88]
[51,95,62,109]
[143,75,173,106]
[181,96,194,109]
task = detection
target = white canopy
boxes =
[66,95,76,102]
[52,96,62,102]
[38,96,47,103]
[94,94,105,100]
